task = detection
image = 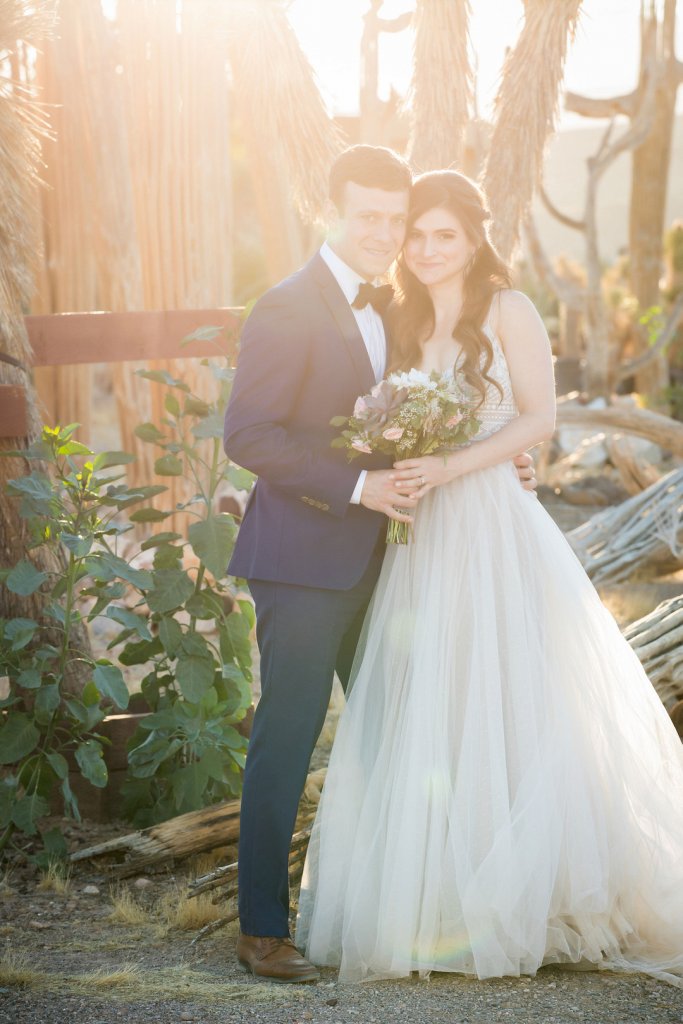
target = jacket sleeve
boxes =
[223,291,361,517]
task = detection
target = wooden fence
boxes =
[0,309,243,439]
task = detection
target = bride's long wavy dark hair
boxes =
[389,170,513,407]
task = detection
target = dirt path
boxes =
[1,841,683,1024]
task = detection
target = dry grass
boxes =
[76,963,142,989]
[0,865,15,897]
[0,947,42,988]
[37,860,71,895]
[156,885,226,934]
[107,886,150,927]
[0,950,289,1005]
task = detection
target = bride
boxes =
[295,170,683,986]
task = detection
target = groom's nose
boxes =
[371,218,395,245]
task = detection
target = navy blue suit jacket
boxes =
[224,253,391,590]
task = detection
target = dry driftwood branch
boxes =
[605,434,661,496]
[623,596,683,708]
[555,401,683,457]
[70,798,241,876]
[567,467,683,585]
[188,826,312,945]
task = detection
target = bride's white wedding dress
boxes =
[295,308,683,986]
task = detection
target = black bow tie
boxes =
[352,282,394,315]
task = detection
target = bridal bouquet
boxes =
[331,368,480,544]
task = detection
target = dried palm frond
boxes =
[483,0,582,262]
[408,0,472,172]
[226,0,343,224]
[0,0,55,406]
[0,0,56,52]
[0,0,93,679]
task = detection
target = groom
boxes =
[224,145,535,983]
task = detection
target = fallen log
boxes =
[70,798,241,876]
[623,596,683,708]
[555,403,683,457]
[70,770,326,877]
[567,467,683,585]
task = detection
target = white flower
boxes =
[387,368,432,388]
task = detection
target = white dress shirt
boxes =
[319,242,388,504]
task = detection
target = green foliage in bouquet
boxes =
[117,331,254,826]
[331,370,481,544]
[331,371,480,461]
[0,425,149,861]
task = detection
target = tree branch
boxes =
[524,215,583,309]
[377,13,413,33]
[564,89,638,119]
[617,292,683,381]
[539,183,585,231]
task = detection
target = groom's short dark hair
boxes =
[329,145,412,210]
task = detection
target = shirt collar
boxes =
[319,242,376,306]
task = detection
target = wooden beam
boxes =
[0,386,29,439]
[25,309,243,367]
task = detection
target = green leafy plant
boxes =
[0,425,156,857]
[116,330,255,826]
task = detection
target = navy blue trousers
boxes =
[238,549,384,937]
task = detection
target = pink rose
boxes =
[354,397,368,417]
[446,412,463,427]
[351,438,372,454]
[382,427,404,441]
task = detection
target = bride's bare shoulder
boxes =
[492,289,546,341]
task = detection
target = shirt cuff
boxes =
[350,470,367,505]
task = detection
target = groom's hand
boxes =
[513,452,537,493]
[360,469,419,523]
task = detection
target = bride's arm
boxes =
[392,290,555,494]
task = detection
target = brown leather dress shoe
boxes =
[236,932,320,983]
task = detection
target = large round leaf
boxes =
[75,740,108,788]
[0,713,40,764]
[93,662,130,709]
[176,650,215,702]
[6,560,47,597]
[188,515,235,579]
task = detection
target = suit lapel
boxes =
[308,254,377,393]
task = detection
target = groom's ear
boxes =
[323,197,340,231]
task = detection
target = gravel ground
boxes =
[1,811,683,1024]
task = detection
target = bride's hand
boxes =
[391,453,460,497]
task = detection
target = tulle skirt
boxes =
[295,460,683,986]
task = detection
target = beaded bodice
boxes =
[469,323,518,439]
